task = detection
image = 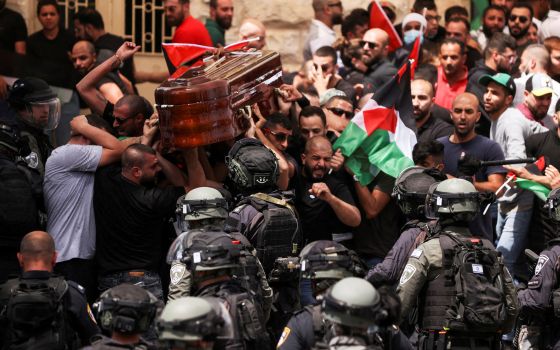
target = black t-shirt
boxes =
[526,130,560,251]
[25,29,75,88]
[417,115,453,144]
[0,8,27,52]
[295,173,357,243]
[95,33,136,86]
[94,165,185,275]
[438,135,506,241]
[351,171,403,259]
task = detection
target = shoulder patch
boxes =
[535,255,549,276]
[68,280,86,295]
[410,248,423,259]
[277,327,291,348]
[170,263,186,285]
[400,264,417,285]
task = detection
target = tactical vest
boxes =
[419,233,498,331]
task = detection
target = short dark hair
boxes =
[76,8,104,30]
[116,95,154,119]
[314,46,337,64]
[341,9,369,38]
[444,5,468,23]
[484,32,516,59]
[552,0,560,12]
[483,4,506,19]
[122,143,156,170]
[264,112,293,130]
[440,38,466,55]
[413,140,444,166]
[299,106,326,126]
[37,0,59,16]
[511,2,534,19]
[412,0,437,13]
[415,64,438,87]
[446,16,470,32]
[85,114,111,131]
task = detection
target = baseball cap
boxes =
[479,73,516,97]
[319,88,347,106]
[525,73,555,97]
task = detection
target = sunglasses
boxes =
[265,129,289,142]
[313,63,332,72]
[509,15,529,24]
[360,40,379,49]
[328,107,353,119]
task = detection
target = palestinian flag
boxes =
[369,0,402,53]
[512,156,551,201]
[333,61,417,185]
[162,38,258,75]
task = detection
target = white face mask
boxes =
[403,29,423,46]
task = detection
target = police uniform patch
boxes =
[276,327,291,348]
[170,264,186,285]
[410,249,423,259]
[535,255,549,276]
[400,264,416,285]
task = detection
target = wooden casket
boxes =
[155,50,283,148]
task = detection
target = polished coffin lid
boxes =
[155,51,282,148]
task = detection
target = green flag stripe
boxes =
[515,178,551,201]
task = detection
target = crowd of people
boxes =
[1,0,560,349]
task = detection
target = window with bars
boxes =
[56,0,95,30]
[124,0,173,54]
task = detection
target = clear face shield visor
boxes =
[425,186,480,220]
[23,98,61,131]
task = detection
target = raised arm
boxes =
[70,115,125,167]
[76,42,140,115]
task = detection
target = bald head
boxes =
[20,231,55,257]
[239,18,266,49]
[121,143,156,171]
[453,92,479,108]
[363,28,389,46]
[73,40,95,54]
[304,135,332,154]
[17,231,57,271]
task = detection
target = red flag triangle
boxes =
[369,0,402,53]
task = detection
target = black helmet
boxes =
[94,284,160,334]
[183,231,241,273]
[393,166,443,219]
[299,240,366,281]
[225,138,279,194]
[8,77,61,130]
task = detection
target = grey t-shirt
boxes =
[44,144,102,262]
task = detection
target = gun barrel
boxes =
[479,158,537,167]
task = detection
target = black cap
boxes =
[8,77,57,107]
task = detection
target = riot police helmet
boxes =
[425,178,480,222]
[157,297,224,345]
[322,277,385,329]
[94,283,160,334]
[225,138,279,194]
[393,166,442,219]
[183,231,241,273]
[299,240,366,281]
[8,77,61,131]
[174,187,229,232]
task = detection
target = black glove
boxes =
[458,153,481,177]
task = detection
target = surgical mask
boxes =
[403,30,423,46]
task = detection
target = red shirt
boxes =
[172,15,213,46]
[435,65,468,110]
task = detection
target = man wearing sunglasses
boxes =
[322,94,353,136]
[507,3,534,56]
[360,28,397,94]
[303,0,343,62]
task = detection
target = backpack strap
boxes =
[307,305,324,342]
[438,233,460,288]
